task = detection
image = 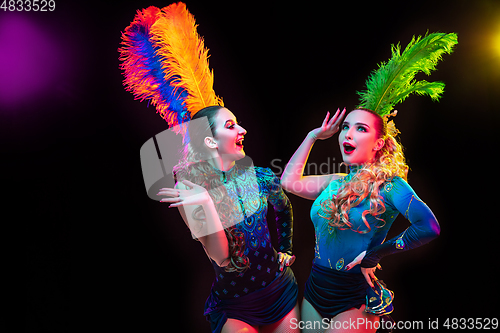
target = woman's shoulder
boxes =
[382,176,419,199]
[320,173,349,194]
[384,176,410,188]
[253,166,275,178]
[252,166,279,186]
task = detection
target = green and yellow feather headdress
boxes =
[356,32,458,132]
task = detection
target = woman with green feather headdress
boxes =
[281,32,457,332]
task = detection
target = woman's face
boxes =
[338,110,384,165]
[211,108,247,162]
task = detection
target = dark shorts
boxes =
[204,266,298,333]
[304,262,368,319]
[304,262,394,332]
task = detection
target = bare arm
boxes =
[281,108,346,200]
[281,132,336,200]
[159,180,229,267]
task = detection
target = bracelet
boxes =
[309,131,318,141]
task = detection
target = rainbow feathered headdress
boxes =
[118,2,223,136]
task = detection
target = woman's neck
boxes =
[347,163,363,174]
[208,156,235,171]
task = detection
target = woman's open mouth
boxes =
[235,137,244,149]
[343,142,356,155]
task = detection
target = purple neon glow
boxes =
[0,13,68,109]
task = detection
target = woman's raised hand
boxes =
[157,180,211,208]
[310,108,346,140]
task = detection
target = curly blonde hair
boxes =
[319,108,408,233]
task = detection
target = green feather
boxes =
[357,32,458,116]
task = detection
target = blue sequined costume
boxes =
[304,166,440,320]
[210,165,293,297]
[176,162,297,332]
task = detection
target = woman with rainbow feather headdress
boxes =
[281,33,457,332]
[119,3,299,332]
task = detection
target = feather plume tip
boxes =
[151,2,223,119]
[357,32,458,116]
[119,2,223,134]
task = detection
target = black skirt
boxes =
[304,262,368,319]
[204,266,298,333]
[304,262,394,332]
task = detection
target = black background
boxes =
[9,0,499,332]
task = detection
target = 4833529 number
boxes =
[1,0,55,11]
[443,318,498,330]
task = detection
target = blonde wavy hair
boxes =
[319,108,408,233]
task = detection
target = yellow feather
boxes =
[151,2,223,117]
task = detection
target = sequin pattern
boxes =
[210,165,293,299]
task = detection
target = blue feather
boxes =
[119,7,192,142]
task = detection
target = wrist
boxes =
[199,191,214,208]
[308,131,318,141]
[360,252,381,268]
[360,260,378,268]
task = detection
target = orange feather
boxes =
[151,2,223,118]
